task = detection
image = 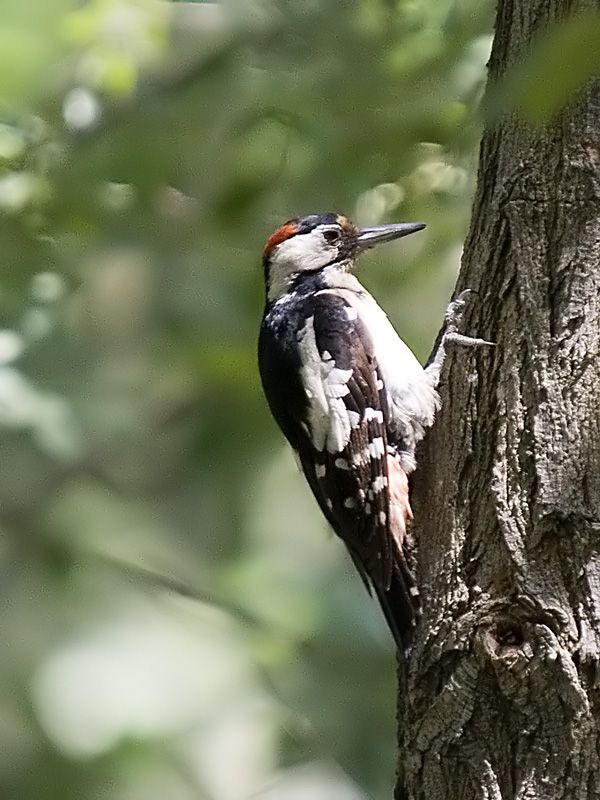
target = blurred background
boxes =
[1,1,596,798]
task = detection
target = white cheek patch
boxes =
[268,229,336,301]
[297,316,354,453]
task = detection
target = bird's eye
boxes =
[323,228,340,244]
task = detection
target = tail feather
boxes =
[374,557,420,652]
[350,548,420,651]
[375,585,408,651]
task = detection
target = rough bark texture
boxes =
[399,2,600,799]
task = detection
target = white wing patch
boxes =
[297,315,357,453]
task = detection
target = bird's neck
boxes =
[267,260,361,304]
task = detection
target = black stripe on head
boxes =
[294,213,339,234]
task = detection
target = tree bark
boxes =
[399,2,600,798]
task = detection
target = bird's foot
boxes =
[443,331,496,348]
[443,289,495,349]
[425,289,494,384]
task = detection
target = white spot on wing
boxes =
[315,463,326,478]
[345,306,358,321]
[371,476,387,492]
[352,447,369,466]
[379,511,387,524]
[343,497,356,509]
[334,457,349,470]
[368,437,385,458]
[364,407,383,424]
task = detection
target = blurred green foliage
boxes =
[2,1,598,798]
[492,8,600,122]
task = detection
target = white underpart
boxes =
[317,274,439,472]
[268,229,338,302]
[297,315,357,453]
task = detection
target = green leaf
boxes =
[496,10,600,122]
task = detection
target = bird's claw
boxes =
[424,287,494,385]
[445,289,473,328]
[444,289,495,348]
[444,331,496,348]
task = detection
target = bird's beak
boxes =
[356,222,426,252]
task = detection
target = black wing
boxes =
[293,293,417,641]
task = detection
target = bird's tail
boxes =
[379,453,420,651]
[374,555,420,653]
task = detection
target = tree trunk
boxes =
[399,2,600,798]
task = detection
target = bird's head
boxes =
[262,212,425,302]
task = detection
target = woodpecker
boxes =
[258,212,488,648]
